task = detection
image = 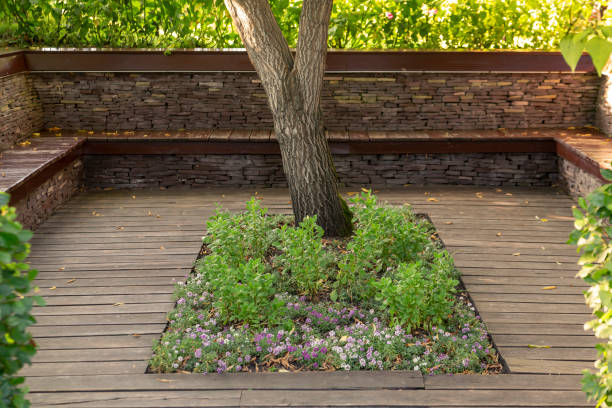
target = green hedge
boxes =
[0,0,594,50]
[570,170,612,407]
[0,193,43,408]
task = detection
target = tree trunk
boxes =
[224,0,352,237]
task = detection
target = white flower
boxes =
[412,356,420,363]
[413,366,420,371]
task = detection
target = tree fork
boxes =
[225,0,353,236]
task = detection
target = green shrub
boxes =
[273,216,334,300]
[569,169,612,407]
[371,252,457,330]
[204,198,283,265]
[0,192,43,408]
[194,255,285,327]
[334,191,431,302]
[0,0,594,50]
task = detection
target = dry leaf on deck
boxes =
[427,198,439,202]
[528,344,551,348]
[113,302,124,306]
[49,286,56,290]
[541,286,557,290]
[512,253,520,256]
[66,279,76,284]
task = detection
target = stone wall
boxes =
[558,158,606,198]
[597,74,612,136]
[33,72,598,131]
[84,153,558,189]
[0,73,43,151]
[14,159,84,230]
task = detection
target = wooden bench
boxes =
[5,127,610,229]
[0,136,85,229]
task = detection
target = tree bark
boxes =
[224,0,352,237]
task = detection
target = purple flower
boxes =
[194,348,202,358]
[236,365,242,371]
[177,298,186,305]
[385,11,394,19]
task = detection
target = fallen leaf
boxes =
[32,132,40,137]
[555,261,562,265]
[444,221,453,225]
[156,379,175,383]
[424,192,431,196]
[403,184,411,187]
[116,226,124,230]
[512,252,520,256]
[18,140,31,147]
[505,193,513,196]
[156,214,161,218]
[66,279,76,284]
[496,232,502,237]
[131,195,136,199]
[160,246,165,250]
[58,267,65,271]
[132,333,141,337]
[524,201,529,204]
[495,188,502,192]
[88,131,94,135]
[427,198,439,202]
[1,173,5,177]
[347,192,358,196]
[528,344,551,348]
[104,187,113,191]
[278,368,290,373]
[159,186,166,190]
[148,211,153,216]
[541,286,557,290]
[49,286,57,290]
[361,188,369,193]
[540,218,549,222]
[113,302,124,306]
[567,126,576,130]
[475,192,483,199]
[48,127,61,132]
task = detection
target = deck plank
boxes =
[21,187,595,406]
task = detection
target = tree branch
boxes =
[294,0,333,115]
[224,0,294,112]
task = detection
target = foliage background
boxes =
[0,0,597,50]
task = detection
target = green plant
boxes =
[204,198,282,265]
[0,192,43,408]
[334,190,431,301]
[371,252,457,330]
[0,0,596,50]
[569,169,612,407]
[273,216,333,300]
[560,2,612,75]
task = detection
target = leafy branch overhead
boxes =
[569,169,612,407]
[560,5,612,75]
[0,193,44,408]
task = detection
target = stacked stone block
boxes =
[0,73,43,151]
[84,153,558,189]
[32,72,598,131]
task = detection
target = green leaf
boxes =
[585,36,612,76]
[601,168,612,181]
[560,34,586,72]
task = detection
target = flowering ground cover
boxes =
[149,191,501,375]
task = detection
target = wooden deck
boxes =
[24,186,593,407]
